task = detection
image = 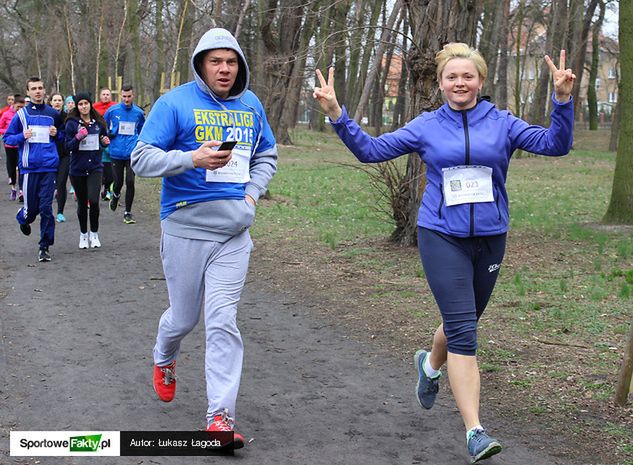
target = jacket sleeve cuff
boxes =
[329,106,348,125]
[551,92,573,106]
[244,183,264,202]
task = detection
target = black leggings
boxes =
[56,156,70,214]
[111,159,135,212]
[102,161,113,194]
[5,146,18,186]
[71,171,101,233]
[418,227,506,356]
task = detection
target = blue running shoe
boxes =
[467,428,502,463]
[414,349,441,409]
[56,213,66,223]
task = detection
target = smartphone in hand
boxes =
[217,140,237,151]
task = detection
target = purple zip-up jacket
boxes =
[330,95,573,237]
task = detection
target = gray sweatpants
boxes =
[154,230,253,423]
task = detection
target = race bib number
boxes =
[205,146,251,184]
[119,121,135,136]
[79,134,99,151]
[29,125,49,144]
[442,165,494,206]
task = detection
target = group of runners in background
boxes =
[0,81,145,260]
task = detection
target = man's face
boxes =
[100,89,111,104]
[7,95,14,106]
[121,90,134,107]
[27,81,45,104]
[201,49,239,99]
[14,101,24,111]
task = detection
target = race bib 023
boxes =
[442,165,494,206]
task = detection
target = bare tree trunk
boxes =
[260,0,307,144]
[496,0,510,109]
[609,98,619,152]
[63,7,76,94]
[94,3,105,97]
[234,0,252,40]
[588,0,606,130]
[530,0,566,126]
[603,0,633,224]
[614,316,633,406]
[152,0,166,99]
[480,0,502,98]
[354,0,402,122]
[390,14,409,131]
[115,0,129,83]
[348,0,383,116]
[310,0,334,132]
[570,0,600,120]
[513,0,526,117]
[172,0,193,82]
[345,0,367,115]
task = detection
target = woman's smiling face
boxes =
[439,58,483,111]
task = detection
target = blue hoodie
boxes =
[330,96,573,237]
[132,28,277,241]
[3,102,62,173]
[104,102,145,159]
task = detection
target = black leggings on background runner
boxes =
[56,156,70,214]
[417,227,506,356]
[71,171,101,234]
[102,161,113,197]
[5,146,18,186]
[111,159,135,212]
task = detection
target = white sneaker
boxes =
[79,233,89,249]
[89,232,101,248]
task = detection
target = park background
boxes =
[0,1,631,464]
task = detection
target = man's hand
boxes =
[23,128,32,139]
[49,125,57,137]
[245,194,255,206]
[192,140,233,170]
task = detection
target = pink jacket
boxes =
[0,107,17,148]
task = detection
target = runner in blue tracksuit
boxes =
[3,77,63,262]
[104,85,145,224]
[314,44,575,463]
[132,27,277,446]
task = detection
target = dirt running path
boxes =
[0,188,574,465]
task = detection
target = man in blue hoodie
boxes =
[3,77,62,262]
[132,28,277,446]
[104,84,145,224]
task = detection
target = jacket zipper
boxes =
[438,183,444,219]
[461,111,474,236]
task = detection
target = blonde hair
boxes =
[435,43,488,82]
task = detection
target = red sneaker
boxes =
[206,409,245,449]
[153,361,176,402]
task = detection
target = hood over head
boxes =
[191,28,249,100]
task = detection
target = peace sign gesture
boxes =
[313,67,343,121]
[544,49,576,103]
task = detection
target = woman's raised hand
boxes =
[544,50,576,103]
[313,67,343,121]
